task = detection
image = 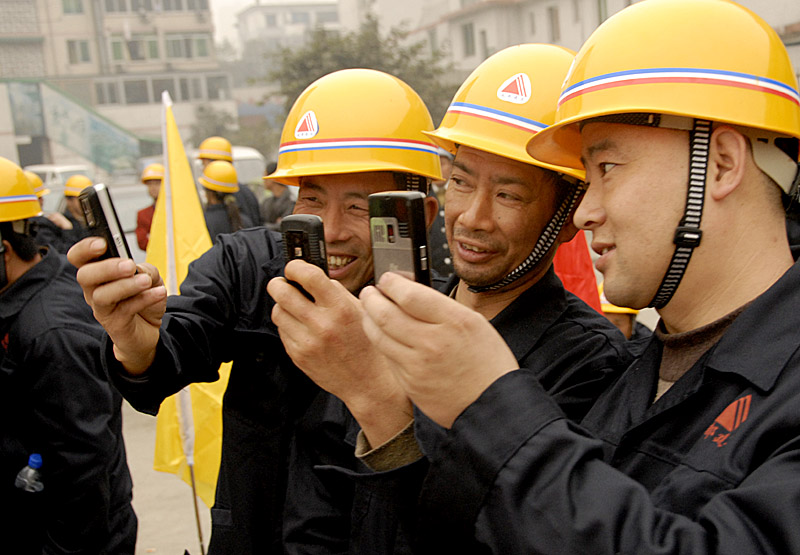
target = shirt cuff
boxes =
[355,419,423,471]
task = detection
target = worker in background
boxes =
[260,161,294,231]
[24,170,73,253]
[136,163,164,251]
[199,160,254,239]
[0,157,137,553]
[196,136,262,227]
[61,174,92,247]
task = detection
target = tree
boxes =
[269,16,459,125]
[189,104,236,147]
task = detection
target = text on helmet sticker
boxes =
[497,73,532,104]
[295,110,320,139]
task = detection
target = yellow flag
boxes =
[148,91,231,508]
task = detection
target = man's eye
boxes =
[600,162,616,175]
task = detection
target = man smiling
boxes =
[68,68,441,554]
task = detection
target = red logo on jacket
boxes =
[703,395,751,447]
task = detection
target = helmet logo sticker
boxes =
[497,73,532,104]
[295,110,319,139]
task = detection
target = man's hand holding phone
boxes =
[68,237,166,376]
[268,258,414,447]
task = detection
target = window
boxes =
[462,22,475,57]
[317,11,338,24]
[206,75,229,100]
[123,80,149,103]
[166,33,211,58]
[152,78,176,101]
[573,0,581,22]
[67,40,90,64]
[479,29,489,59]
[95,82,120,104]
[63,0,84,13]
[548,6,560,42]
[291,11,311,24]
[162,0,184,10]
[187,0,208,9]
[529,12,536,35]
[265,13,277,27]
[179,77,203,100]
[112,41,124,61]
[105,0,128,12]
[131,0,153,10]
[111,35,159,61]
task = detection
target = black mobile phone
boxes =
[369,191,430,286]
[78,183,133,260]
[281,214,328,299]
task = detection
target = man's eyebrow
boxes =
[580,138,615,167]
[451,159,475,176]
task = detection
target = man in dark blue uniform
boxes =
[272,44,631,553]
[358,1,800,553]
[68,69,442,554]
[0,158,136,554]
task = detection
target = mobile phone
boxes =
[369,191,430,286]
[78,183,133,260]
[281,214,328,299]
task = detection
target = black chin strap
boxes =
[0,229,7,290]
[648,119,711,308]
[467,181,584,293]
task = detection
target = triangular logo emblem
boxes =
[497,73,532,104]
[295,110,319,139]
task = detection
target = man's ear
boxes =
[423,194,439,229]
[708,126,748,202]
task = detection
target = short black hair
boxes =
[0,221,38,262]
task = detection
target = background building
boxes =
[337,0,800,84]
[0,0,235,180]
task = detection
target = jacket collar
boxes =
[0,248,64,323]
[706,259,800,392]
[442,267,567,361]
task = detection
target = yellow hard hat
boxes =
[599,283,638,315]
[23,170,49,198]
[199,160,239,193]
[425,43,584,182]
[64,174,92,197]
[269,68,442,187]
[197,136,233,162]
[528,0,800,193]
[141,163,164,183]
[1,158,41,222]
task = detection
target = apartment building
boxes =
[0,0,235,171]
[338,0,800,83]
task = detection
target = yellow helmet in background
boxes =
[64,174,92,198]
[528,0,800,187]
[141,163,165,183]
[269,68,442,187]
[425,43,583,182]
[23,170,49,198]
[197,136,233,162]
[1,158,41,222]
[199,160,239,194]
[599,283,638,315]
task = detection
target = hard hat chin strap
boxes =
[467,181,584,293]
[0,229,7,291]
[648,119,711,308]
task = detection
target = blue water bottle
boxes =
[15,453,44,492]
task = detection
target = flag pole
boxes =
[161,90,206,555]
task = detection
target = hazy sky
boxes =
[211,0,253,47]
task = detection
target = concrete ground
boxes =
[122,401,211,555]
